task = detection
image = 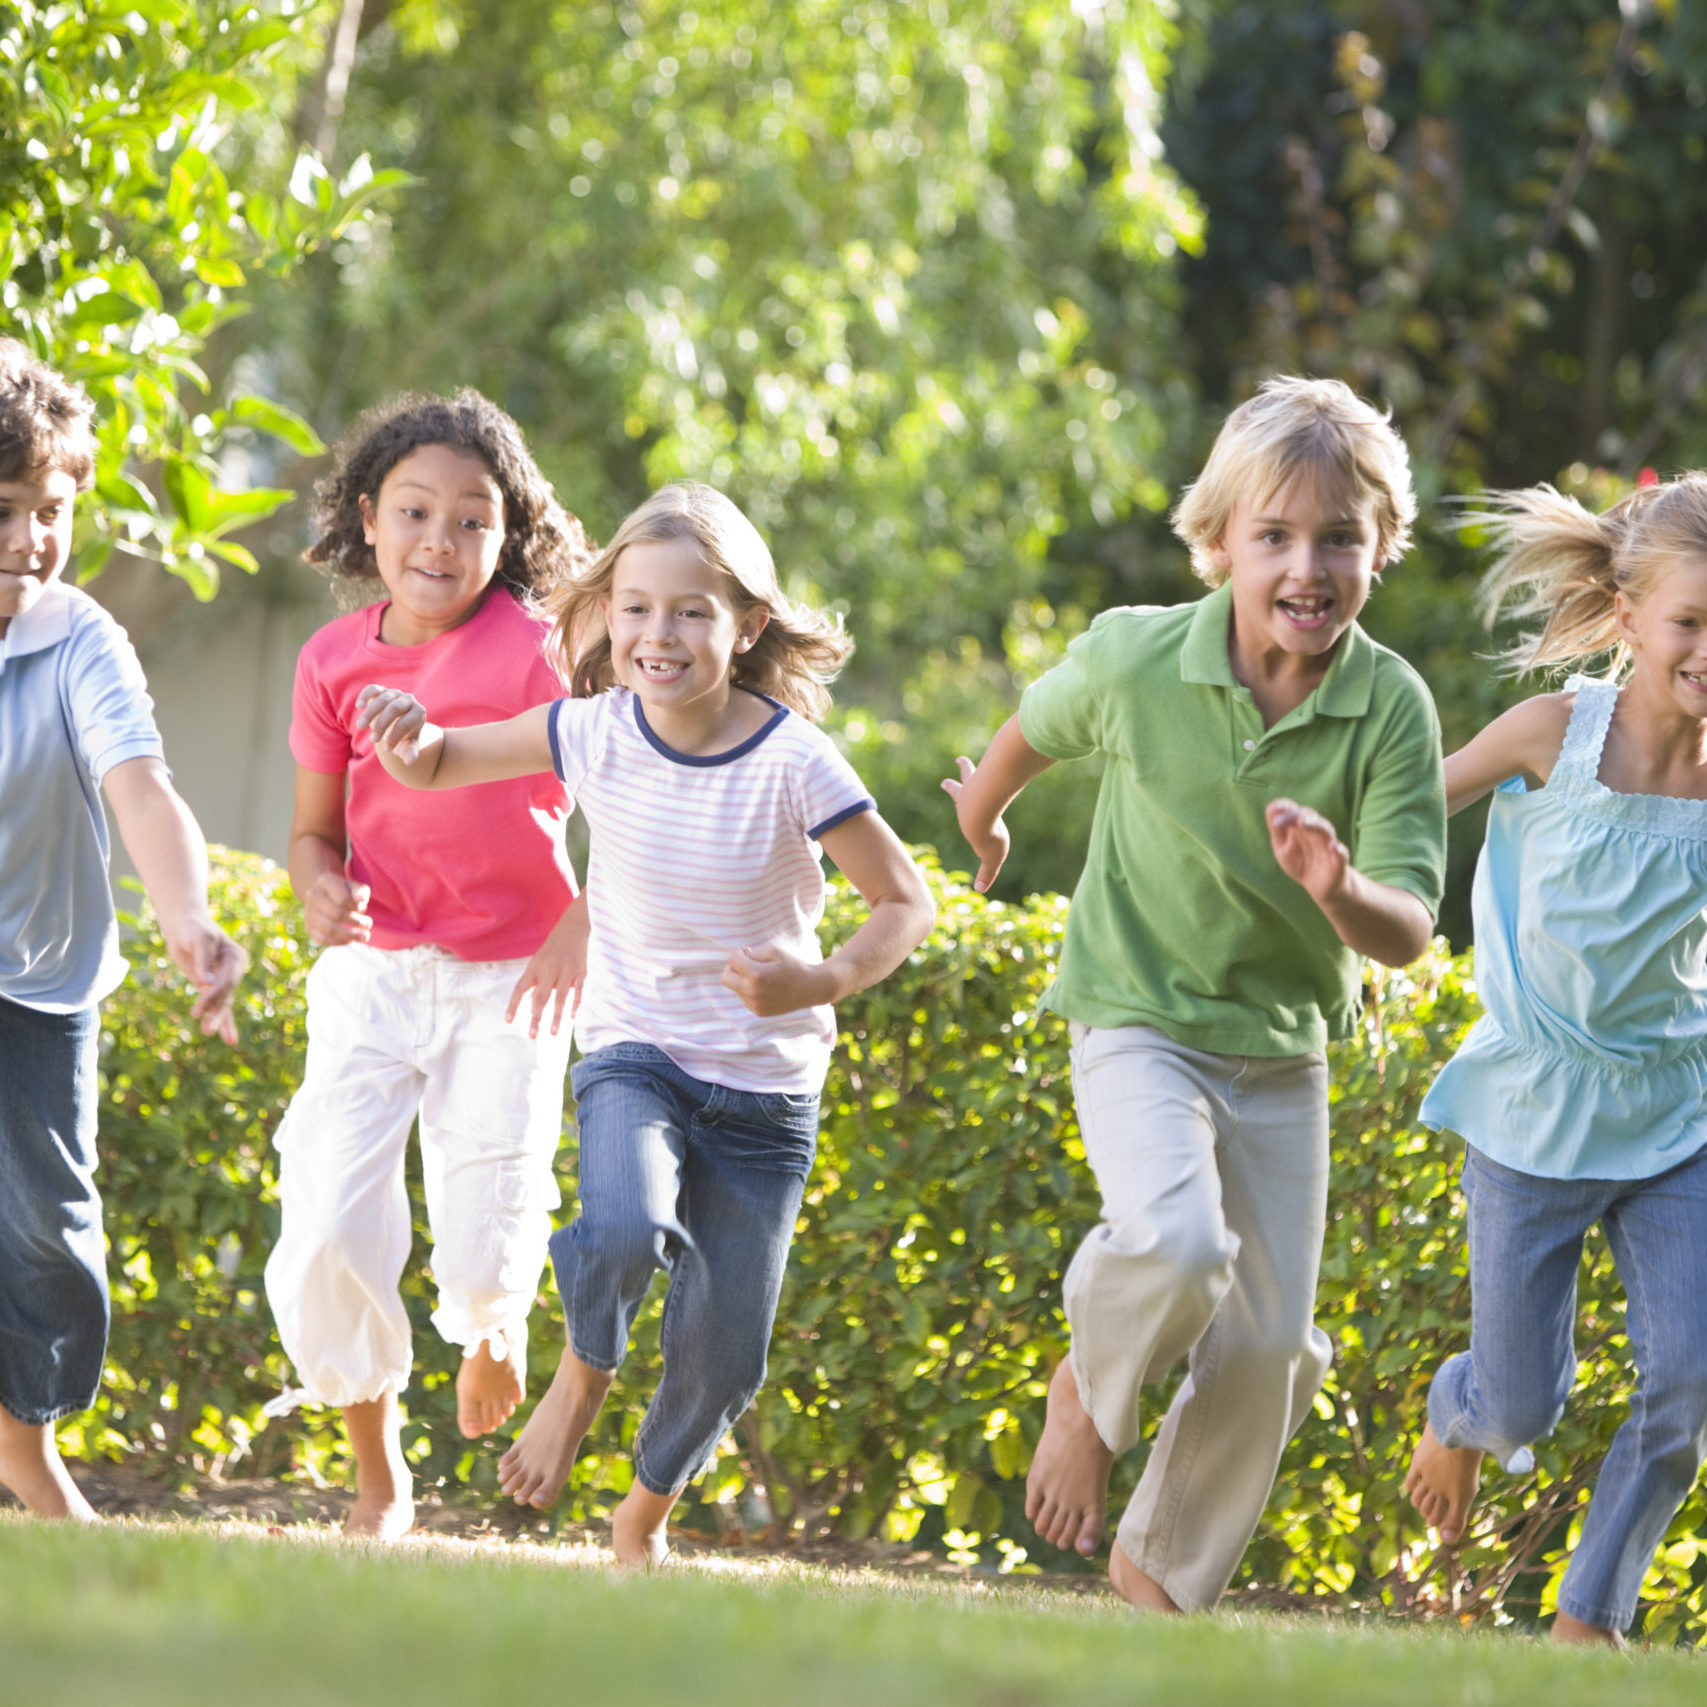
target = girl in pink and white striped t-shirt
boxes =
[359,482,934,1565]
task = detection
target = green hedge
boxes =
[81,849,1707,1641]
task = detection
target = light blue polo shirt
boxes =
[0,580,165,1012]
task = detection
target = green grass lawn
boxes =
[2,1514,1699,1707]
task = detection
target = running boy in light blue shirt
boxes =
[0,339,245,1520]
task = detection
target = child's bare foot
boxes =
[610,1482,676,1568]
[0,1412,100,1523]
[1025,1356,1114,1556]
[342,1394,415,1540]
[1403,1421,1482,1545]
[1108,1541,1181,1613]
[457,1338,525,1439]
[497,1347,612,1509]
[1551,1611,1627,1650]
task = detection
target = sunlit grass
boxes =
[4,1514,1702,1706]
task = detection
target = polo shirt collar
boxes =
[1178,580,1374,717]
[0,578,72,667]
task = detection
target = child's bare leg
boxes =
[498,1345,612,1508]
[1026,1356,1114,1555]
[1403,1420,1482,1545]
[611,1480,677,1567]
[456,1338,525,1439]
[1108,1540,1181,1613]
[342,1392,414,1539]
[1550,1611,1627,1650]
[0,1410,98,1523]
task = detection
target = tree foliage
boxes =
[0,0,406,594]
[252,0,1206,898]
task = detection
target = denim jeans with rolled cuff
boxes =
[553,1042,818,1497]
[1428,1143,1707,1634]
[0,995,106,1425]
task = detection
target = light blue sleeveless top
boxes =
[1422,679,1707,1180]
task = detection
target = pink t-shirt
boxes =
[290,586,574,961]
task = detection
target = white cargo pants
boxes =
[265,942,572,1407]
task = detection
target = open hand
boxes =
[165,917,250,1047]
[1266,798,1349,906]
[941,755,1011,893]
[506,907,587,1039]
[356,684,427,764]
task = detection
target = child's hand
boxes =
[941,755,1011,893]
[1266,798,1349,906]
[302,873,374,947]
[506,900,588,1039]
[356,684,427,764]
[163,915,250,1047]
[723,942,832,1017]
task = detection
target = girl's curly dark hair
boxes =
[305,389,595,602]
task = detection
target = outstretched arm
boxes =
[722,811,935,1018]
[103,757,247,1044]
[1265,799,1433,968]
[940,714,1057,892]
[357,687,557,790]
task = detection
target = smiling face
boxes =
[359,443,506,645]
[1212,476,1382,680]
[0,466,77,639]
[1617,557,1707,717]
[602,535,769,748]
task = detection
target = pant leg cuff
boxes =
[631,1440,688,1498]
[1554,1591,1631,1635]
[0,1390,91,1428]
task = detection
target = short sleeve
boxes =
[796,728,876,840]
[289,640,353,774]
[1350,669,1447,918]
[1018,630,1104,762]
[548,694,607,792]
[62,607,164,784]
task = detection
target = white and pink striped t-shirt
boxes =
[548,686,875,1093]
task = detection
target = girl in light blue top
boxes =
[1405,473,1707,1649]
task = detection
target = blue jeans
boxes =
[553,1043,819,1496]
[1429,1144,1707,1632]
[0,995,106,1425]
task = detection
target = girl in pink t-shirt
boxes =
[264,390,593,1539]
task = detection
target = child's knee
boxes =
[552,1214,670,1291]
[1105,1215,1237,1302]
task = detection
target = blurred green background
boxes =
[11,0,1707,940]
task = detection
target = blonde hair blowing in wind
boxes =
[1172,374,1417,584]
[550,482,853,721]
[1470,473,1707,678]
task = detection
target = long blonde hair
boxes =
[1470,474,1707,676]
[550,483,852,720]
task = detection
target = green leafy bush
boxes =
[88,848,1706,1641]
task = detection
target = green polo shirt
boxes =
[1019,583,1445,1056]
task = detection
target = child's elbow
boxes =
[901,868,936,948]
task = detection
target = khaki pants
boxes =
[1064,1023,1332,1611]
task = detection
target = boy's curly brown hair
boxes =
[0,337,97,489]
[305,389,594,601]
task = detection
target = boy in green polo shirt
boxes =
[945,375,1444,1613]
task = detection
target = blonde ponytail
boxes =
[1469,476,1707,677]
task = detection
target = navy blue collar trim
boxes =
[631,689,790,766]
